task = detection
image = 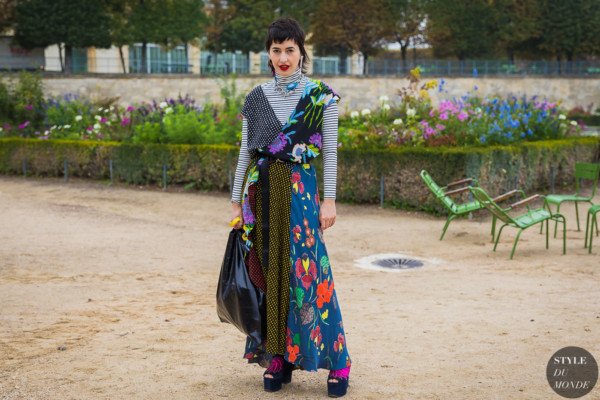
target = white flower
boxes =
[50,125,57,130]
[75,115,83,121]
[570,120,578,126]
[393,118,403,125]
[558,114,566,120]
[290,143,306,163]
[98,107,104,112]
[379,95,389,102]
[104,108,110,113]
[350,111,359,118]
[0,127,3,132]
[382,104,391,111]
[406,108,416,117]
[93,123,101,130]
[109,106,115,111]
[95,115,101,121]
[164,107,173,114]
[44,130,49,135]
[106,121,111,126]
[64,124,71,129]
[159,101,168,109]
[475,107,482,114]
[361,108,371,116]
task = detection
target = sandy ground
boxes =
[0,175,599,400]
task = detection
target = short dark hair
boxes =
[265,18,310,75]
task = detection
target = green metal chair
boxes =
[420,170,524,241]
[545,163,600,237]
[584,204,600,253]
[469,186,566,259]
[420,170,482,240]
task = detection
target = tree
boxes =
[426,0,498,59]
[382,0,428,68]
[110,0,205,74]
[310,0,390,74]
[538,0,600,61]
[14,0,112,73]
[0,0,17,34]
[492,0,543,61]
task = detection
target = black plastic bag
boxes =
[216,229,265,344]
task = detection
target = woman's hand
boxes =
[230,202,243,229]
[319,199,336,230]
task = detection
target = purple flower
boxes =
[439,112,449,120]
[436,124,446,131]
[242,201,255,225]
[424,127,436,139]
[18,121,30,129]
[126,106,135,112]
[25,104,34,111]
[121,118,131,126]
[456,111,468,121]
[268,133,286,154]
[309,133,322,148]
[86,126,93,131]
[100,117,107,123]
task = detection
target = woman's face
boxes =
[269,39,301,77]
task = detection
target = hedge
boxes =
[1,137,599,214]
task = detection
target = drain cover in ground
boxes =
[354,253,430,272]
[372,257,423,269]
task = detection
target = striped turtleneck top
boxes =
[231,67,338,203]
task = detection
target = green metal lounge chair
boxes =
[420,170,522,241]
[469,186,566,259]
[584,204,600,253]
[545,162,600,237]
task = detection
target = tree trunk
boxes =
[362,53,369,75]
[119,46,127,74]
[184,42,189,73]
[141,41,148,74]
[338,47,348,75]
[58,43,64,72]
[400,40,408,74]
[64,44,73,73]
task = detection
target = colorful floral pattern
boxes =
[284,164,350,371]
[242,78,349,371]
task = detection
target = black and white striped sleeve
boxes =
[231,118,250,204]
[322,101,338,199]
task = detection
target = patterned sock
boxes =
[329,366,351,380]
[266,355,284,373]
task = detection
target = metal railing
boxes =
[2,54,600,77]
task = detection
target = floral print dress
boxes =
[239,78,351,372]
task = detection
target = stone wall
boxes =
[39,74,600,114]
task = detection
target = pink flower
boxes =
[126,106,135,112]
[439,112,449,120]
[86,126,93,131]
[436,124,446,131]
[18,121,30,129]
[456,111,468,121]
[25,104,33,111]
[100,117,107,123]
[121,118,131,126]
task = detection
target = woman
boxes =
[229,17,351,398]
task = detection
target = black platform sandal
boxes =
[327,369,350,398]
[263,358,294,392]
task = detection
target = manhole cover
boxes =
[372,257,423,269]
[354,253,434,272]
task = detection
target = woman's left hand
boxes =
[319,199,336,230]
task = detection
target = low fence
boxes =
[0,137,598,213]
